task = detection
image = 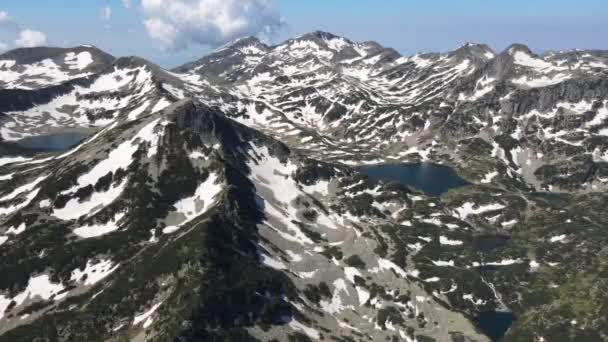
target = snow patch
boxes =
[71,258,119,285]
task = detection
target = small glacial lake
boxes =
[475,311,516,341]
[15,132,89,152]
[474,234,511,252]
[358,163,470,196]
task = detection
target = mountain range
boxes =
[0,31,607,341]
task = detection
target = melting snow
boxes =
[439,236,463,246]
[289,319,320,339]
[0,274,67,319]
[512,51,559,70]
[261,254,287,270]
[550,234,567,243]
[480,171,498,184]
[454,202,505,219]
[54,180,128,221]
[0,156,32,166]
[71,258,119,285]
[152,98,172,113]
[0,173,14,181]
[432,260,455,267]
[162,173,223,234]
[0,175,47,203]
[73,212,126,238]
[133,302,163,329]
[512,73,571,87]
[65,51,94,70]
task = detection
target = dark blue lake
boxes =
[15,132,89,152]
[358,163,470,196]
[475,311,516,341]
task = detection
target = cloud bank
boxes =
[141,0,283,51]
[16,29,47,48]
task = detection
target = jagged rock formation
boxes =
[1,33,608,341]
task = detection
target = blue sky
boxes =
[1,0,607,68]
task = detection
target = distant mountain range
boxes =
[0,32,607,341]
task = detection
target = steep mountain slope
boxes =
[0,99,495,341]
[1,33,608,341]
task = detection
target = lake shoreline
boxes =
[357,162,471,197]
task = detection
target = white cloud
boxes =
[15,29,47,48]
[100,6,112,20]
[1,10,48,49]
[141,0,284,51]
[123,0,133,9]
[144,18,184,50]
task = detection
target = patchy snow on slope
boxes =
[302,179,330,194]
[73,212,126,238]
[0,58,93,89]
[326,37,349,51]
[432,260,455,267]
[128,100,151,121]
[501,219,518,227]
[152,98,172,113]
[512,73,571,87]
[289,319,320,340]
[463,293,486,306]
[0,175,47,202]
[288,40,334,60]
[54,180,128,221]
[0,156,32,166]
[65,51,94,70]
[260,253,287,270]
[6,223,26,235]
[65,119,162,194]
[480,171,498,184]
[71,258,119,285]
[466,76,496,100]
[512,51,561,71]
[375,258,408,277]
[454,202,506,219]
[163,173,223,234]
[162,83,186,99]
[550,234,568,243]
[320,279,351,314]
[247,144,321,245]
[0,176,46,217]
[473,259,524,267]
[0,274,67,319]
[133,302,163,328]
[410,54,433,68]
[86,66,148,93]
[439,236,463,246]
[355,286,370,306]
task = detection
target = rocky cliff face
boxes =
[1,33,608,341]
